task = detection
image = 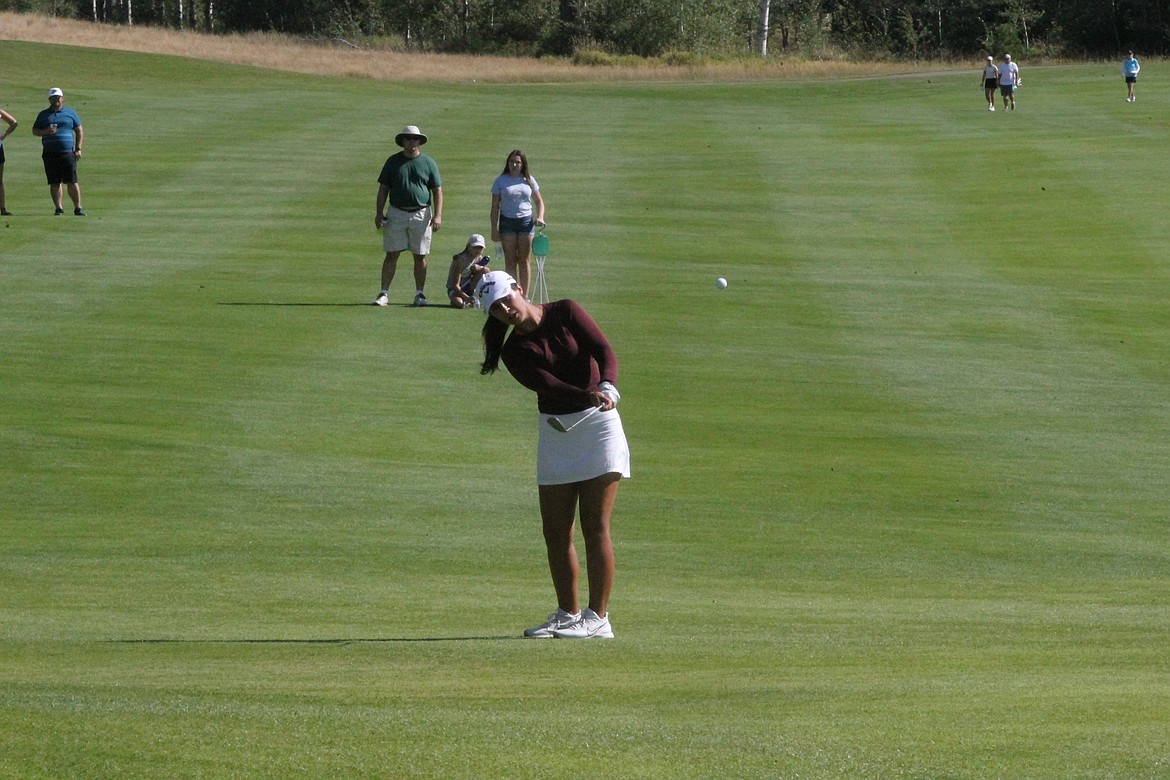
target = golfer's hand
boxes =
[375,213,385,229]
[431,214,442,231]
[589,391,614,411]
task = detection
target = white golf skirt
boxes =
[536,408,631,485]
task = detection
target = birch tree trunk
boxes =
[757,0,770,56]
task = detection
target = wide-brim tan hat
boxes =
[395,125,428,146]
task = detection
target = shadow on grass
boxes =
[216,302,468,310]
[111,636,521,644]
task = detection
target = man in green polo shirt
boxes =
[373,125,443,307]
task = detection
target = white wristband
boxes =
[599,381,620,405]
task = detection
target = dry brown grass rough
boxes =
[1,11,952,83]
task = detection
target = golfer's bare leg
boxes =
[577,472,620,617]
[539,482,581,615]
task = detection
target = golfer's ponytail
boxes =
[480,317,508,375]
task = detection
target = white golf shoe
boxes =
[524,608,580,638]
[552,608,614,639]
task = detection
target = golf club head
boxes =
[545,405,601,433]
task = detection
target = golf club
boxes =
[546,405,601,433]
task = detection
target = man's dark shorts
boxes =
[42,151,78,185]
[1000,84,1015,98]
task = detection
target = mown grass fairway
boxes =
[2,40,1169,777]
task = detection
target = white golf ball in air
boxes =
[715,277,728,289]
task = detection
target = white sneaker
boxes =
[989,105,995,111]
[524,608,580,638]
[552,608,614,639]
[373,292,388,307]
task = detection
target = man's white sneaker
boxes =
[524,608,580,638]
[552,608,614,639]
[373,292,389,307]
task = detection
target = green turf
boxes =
[2,41,1169,777]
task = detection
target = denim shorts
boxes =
[498,214,534,235]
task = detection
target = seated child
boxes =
[446,234,491,308]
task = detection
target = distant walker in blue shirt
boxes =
[31,88,85,216]
[1122,51,1141,103]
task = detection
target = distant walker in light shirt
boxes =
[1122,51,1141,103]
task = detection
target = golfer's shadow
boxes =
[113,636,520,645]
[216,302,462,310]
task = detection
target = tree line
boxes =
[5,0,1165,59]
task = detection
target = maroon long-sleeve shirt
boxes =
[501,300,618,415]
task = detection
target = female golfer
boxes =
[981,56,999,111]
[489,150,545,298]
[476,271,628,639]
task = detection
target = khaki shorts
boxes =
[383,206,433,255]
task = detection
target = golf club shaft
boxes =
[551,405,601,432]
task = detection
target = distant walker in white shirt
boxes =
[998,54,1020,111]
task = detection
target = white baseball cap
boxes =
[468,233,486,248]
[48,87,63,98]
[476,271,518,315]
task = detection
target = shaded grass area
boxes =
[2,40,1169,777]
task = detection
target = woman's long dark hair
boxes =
[500,149,532,186]
[480,315,509,375]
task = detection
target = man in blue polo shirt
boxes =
[32,87,85,216]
